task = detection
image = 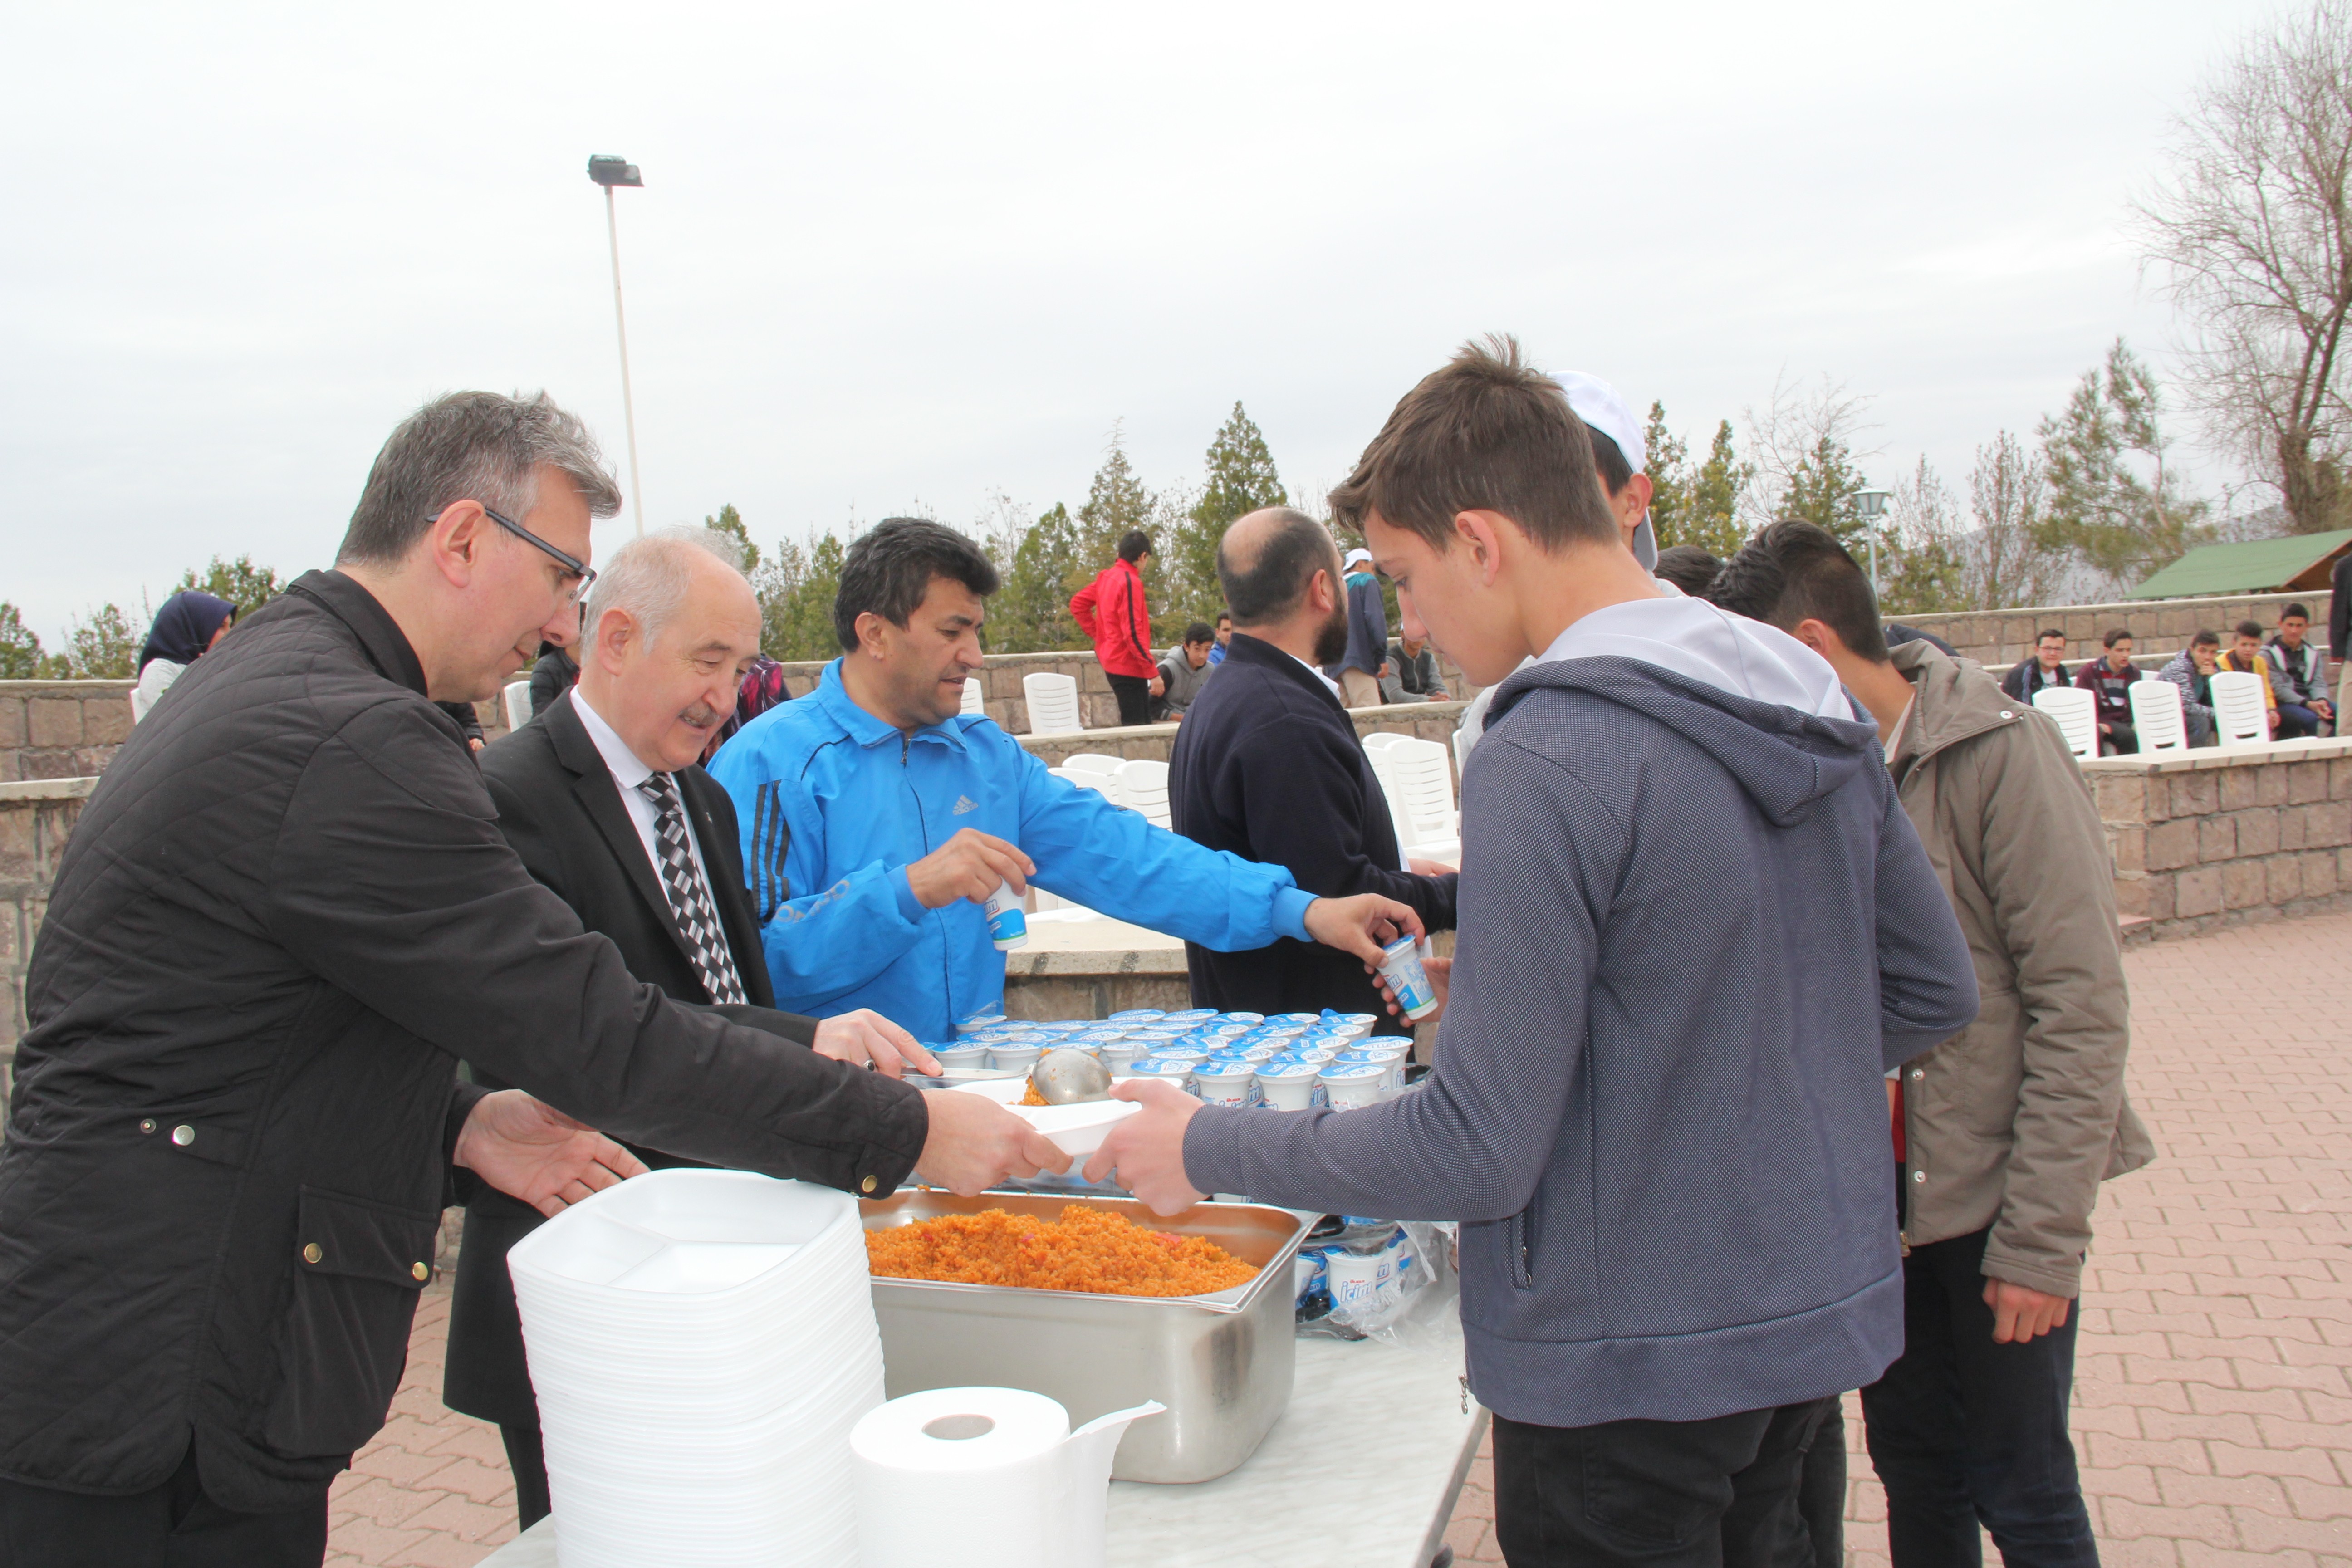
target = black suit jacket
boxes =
[444,689,826,1427]
[1168,632,1457,1018]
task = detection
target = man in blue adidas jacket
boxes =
[708,518,1413,1042]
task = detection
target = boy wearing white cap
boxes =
[1326,544,1391,708]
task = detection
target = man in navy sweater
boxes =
[1169,508,1456,1019]
[1093,337,1978,1568]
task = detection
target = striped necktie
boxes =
[636,772,747,1005]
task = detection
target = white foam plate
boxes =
[950,1075,1142,1156]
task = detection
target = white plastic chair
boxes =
[2031,687,2099,762]
[960,678,986,716]
[2128,679,2190,754]
[502,680,532,733]
[1022,672,1084,735]
[2210,671,2272,748]
[1113,759,1172,829]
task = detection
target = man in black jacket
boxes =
[0,392,1058,1567]
[1170,506,1457,1019]
[444,528,934,1530]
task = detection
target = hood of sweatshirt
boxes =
[1487,606,1880,829]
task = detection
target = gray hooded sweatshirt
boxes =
[1186,644,1979,1430]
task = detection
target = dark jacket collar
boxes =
[1223,632,1348,719]
[285,569,429,697]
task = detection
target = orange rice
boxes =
[865,1205,1259,1297]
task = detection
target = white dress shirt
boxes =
[571,690,719,893]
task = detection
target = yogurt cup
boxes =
[987,1043,1045,1071]
[1107,1009,1166,1024]
[1189,1059,1261,1108]
[1256,1060,1327,1111]
[984,880,1028,951]
[1318,1062,1388,1110]
[1126,1058,1198,1091]
[1375,937,1439,1021]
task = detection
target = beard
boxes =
[1311,603,1351,666]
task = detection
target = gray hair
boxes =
[336,390,623,566]
[583,527,748,643]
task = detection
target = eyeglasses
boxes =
[430,505,598,606]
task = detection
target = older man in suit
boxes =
[442,528,935,1529]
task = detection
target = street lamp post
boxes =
[587,155,646,536]
[1852,487,1893,602]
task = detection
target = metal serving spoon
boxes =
[1031,1047,1113,1105]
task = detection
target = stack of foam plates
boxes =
[507,1170,882,1568]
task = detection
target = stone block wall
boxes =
[0,681,135,782]
[1895,590,2335,672]
[0,779,97,1096]
[2087,737,2352,937]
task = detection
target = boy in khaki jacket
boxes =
[1714,522,2153,1568]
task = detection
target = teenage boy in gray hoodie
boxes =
[1091,337,1979,1568]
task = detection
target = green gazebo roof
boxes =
[2125,528,2352,600]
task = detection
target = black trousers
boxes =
[0,1443,328,1568]
[1107,672,1153,727]
[1861,1227,2098,1568]
[1491,1397,1832,1568]
[501,1424,554,1532]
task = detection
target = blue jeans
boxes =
[1860,1227,2098,1568]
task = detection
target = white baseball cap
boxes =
[1342,547,1374,570]
[1553,369,1656,569]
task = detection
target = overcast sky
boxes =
[1,0,2275,643]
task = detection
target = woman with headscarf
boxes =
[130,591,238,722]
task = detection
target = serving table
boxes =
[473,1320,1486,1568]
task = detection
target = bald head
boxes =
[1218,507,1341,628]
[577,527,764,772]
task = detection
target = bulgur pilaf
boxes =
[865,1205,1258,1297]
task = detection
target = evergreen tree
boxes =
[750,530,849,661]
[176,555,284,616]
[1169,402,1285,624]
[0,604,47,679]
[993,503,1081,653]
[705,504,760,573]
[1645,406,1751,559]
[2036,339,2212,593]
[65,605,139,678]
[1779,433,1873,551]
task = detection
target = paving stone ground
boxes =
[330,910,2352,1568]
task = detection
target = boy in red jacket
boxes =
[1071,530,1157,725]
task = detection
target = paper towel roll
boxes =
[851,1387,1072,1568]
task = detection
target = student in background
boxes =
[2159,631,2222,746]
[1651,544,1722,598]
[2000,629,2073,704]
[2073,629,2141,755]
[2218,622,2283,736]
[129,590,238,722]
[1208,610,1233,664]
[1070,529,1157,726]
[2266,603,2333,737]
[1152,622,1218,720]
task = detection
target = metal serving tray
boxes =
[859,1191,1314,1483]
